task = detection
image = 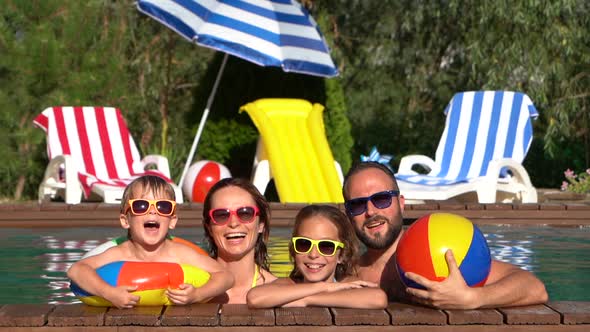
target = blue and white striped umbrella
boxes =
[137,0,338,77]
[136,0,339,188]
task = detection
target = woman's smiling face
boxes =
[293,216,342,283]
[206,186,264,261]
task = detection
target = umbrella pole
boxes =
[177,53,229,190]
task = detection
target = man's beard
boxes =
[354,215,402,250]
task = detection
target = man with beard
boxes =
[342,162,548,309]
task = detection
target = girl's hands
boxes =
[325,280,379,293]
[282,298,308,307]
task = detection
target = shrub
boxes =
[561,169,590,194]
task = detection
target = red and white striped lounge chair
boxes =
[34,106,183,204]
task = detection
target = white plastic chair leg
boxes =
[334,161,344,185]
[63,159,82,204]
[521,187,538,203]
[476,183,497,203]
[64,183,83,204]
[251,160,271,195]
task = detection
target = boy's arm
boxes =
[167,246,234,304]
[67,249,140,309]
[185,268,235,303]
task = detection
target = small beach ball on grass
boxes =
[396,213,491,289]
[183,160,231,203]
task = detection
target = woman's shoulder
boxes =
[259,268,279,284]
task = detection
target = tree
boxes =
[3,0,588,199]
[319,0,589,187]
[0,0,212,199]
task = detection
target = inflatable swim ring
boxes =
[70,261,211,306]
[82,235,208,259]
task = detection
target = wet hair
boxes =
[202,177,271,271]
[289,204,359,282]
[120,175,176,214]
[342,161,399,200]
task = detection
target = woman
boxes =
[202,178,277,303]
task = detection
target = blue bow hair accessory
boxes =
[361,146,393,171]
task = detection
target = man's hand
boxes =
[403,250,480,309]
[105,285,140,309]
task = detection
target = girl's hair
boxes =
[289,204,359,282]
[120,175,176,214]
[202,178,271,271]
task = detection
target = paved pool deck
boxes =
[0,302,589,331]
[0,201,588,228]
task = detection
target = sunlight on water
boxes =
[0,225,588,304]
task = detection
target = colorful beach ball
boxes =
[396,213,491,289]
[182,160,231,203]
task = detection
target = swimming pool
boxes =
[0,225,588,304]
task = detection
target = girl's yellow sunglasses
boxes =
[291,237,344,257]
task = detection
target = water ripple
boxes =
[0,225,588,303]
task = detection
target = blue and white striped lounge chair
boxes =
[395,91,539,203]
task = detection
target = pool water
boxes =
[0,225,588,304]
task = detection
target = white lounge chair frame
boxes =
[35,106,182,204]
[395,91,538,204]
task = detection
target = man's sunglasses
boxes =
[209,206,259,225]
[126,199,176,216]
[291,236,345,257]
[344,190,400,216]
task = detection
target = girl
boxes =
[247,204,387,308]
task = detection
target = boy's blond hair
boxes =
[120,175,176,214]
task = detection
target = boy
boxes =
[67,175,234,308]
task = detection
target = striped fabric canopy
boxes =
[137,0,338,77]
[396,91,539,186]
